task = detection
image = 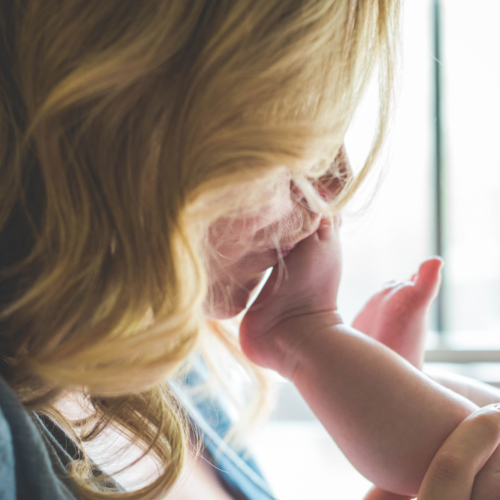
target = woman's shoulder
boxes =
[0,393,16,500]
[0,375,81,500]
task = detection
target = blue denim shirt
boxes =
[171,356,276,500]
[0,358,275,500]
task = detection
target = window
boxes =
[342,0,500,373]
[250,2,500,498]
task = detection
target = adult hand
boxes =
[364,404,500,500]
[418,404,500,499]
[363,487,413,500]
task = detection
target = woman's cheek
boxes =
[203,279,255,319]
[204,267,270,319]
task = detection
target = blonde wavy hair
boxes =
[0,0,400,497]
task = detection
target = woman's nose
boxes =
[315,144,353,202]
[290,144,352,205]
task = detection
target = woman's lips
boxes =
[265,215,322,260]
[268,244,297,259]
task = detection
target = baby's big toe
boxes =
[414,257,444,303]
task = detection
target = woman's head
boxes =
[0,0,398,396]
[204,146,351,319]
[0,0,400,496]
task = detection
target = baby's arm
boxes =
[240,218,477,496]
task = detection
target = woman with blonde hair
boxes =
[0,0,498,499]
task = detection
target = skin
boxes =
[236,217,500,497]
[366,404,500,500]
[203,147,500,496]
[204,180,321,319]
[355,260,500,499]
[203,144,350,319]
[351,258,443,369]
[238,217,479,494]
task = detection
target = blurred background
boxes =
[248,1,500,498]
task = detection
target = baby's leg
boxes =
[352,258,443,368]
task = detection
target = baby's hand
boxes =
[352,258,443,369]
[240,216,343,378]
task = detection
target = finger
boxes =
[418,404,500,500]
[471,444,500,500]
[363,486,414,500]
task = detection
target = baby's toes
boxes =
[414,257,444,305]
[379,280,404,297]
[382,280,397,289]
[385,281,422,316]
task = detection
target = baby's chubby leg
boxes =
[354,261,442,499]
[356,261,500,499]
[240,222,500,498]
[352,258,443,368]
[240,218,477,495]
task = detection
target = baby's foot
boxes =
[240,217,342,378]
[352,258,443,369]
